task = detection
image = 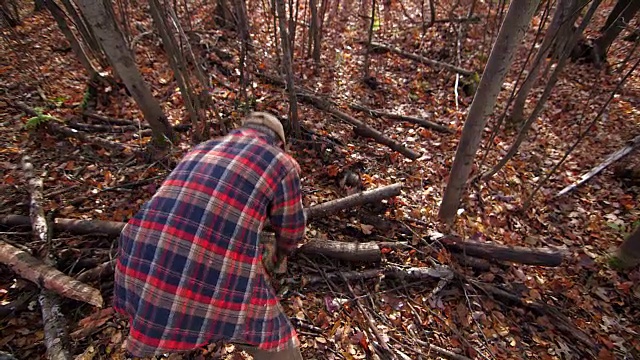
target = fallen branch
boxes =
[472,281,597,354]
[1,183,402,236]
[15,102,135,155]
[305,183,402,219]
[412,339,472,360]
[349,103,455,133]
[369,42,474,76]
[0,241,104,308]
[437,235,566,267]
[291,264,453,286]
[298,239,381,262]
[556,134,640,197]
[21,156,78,360]
[258,73,421,160]
[75,259,116,283]
[83,112,141,126]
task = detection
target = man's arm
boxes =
[269,167,306,256]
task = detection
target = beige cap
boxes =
[242,112,286,147]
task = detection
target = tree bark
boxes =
[612,224,640,269]
[298,239,382,262]
[600,0,633,31]
[309,0,321,68]
[0,0,19,26]
[594,0,640,59]
[44,0,99,79]
[439,236,566,266]
[509,0,581,124]
[438,0,539,224]
[75,0,176,146]
[58,0,104,62]
[305,183,402,219]
[362,0,376,78]
[275,0,301,137]
[481,0,601,181]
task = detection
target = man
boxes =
[113,112,306,359]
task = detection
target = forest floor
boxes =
[1,0,639,359]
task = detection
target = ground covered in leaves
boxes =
[1,0,639,359]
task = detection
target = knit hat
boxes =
[242,112,286,147]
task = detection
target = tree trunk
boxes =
[235,0,250,100]
[600,0,634,32]
[481,0,601,181]
[309,0,321,69]
[362,0,376,78]
[75,0,176,146]
[215,0,235,28]
[0,0,19,26]
[510,0,581,125]
[44,0,99,79]
[594,0,640,59]
[438,0,540,224]
[274,0,300,137]
[612,224,640,269]
[58,0,104,62]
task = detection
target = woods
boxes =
[1,0,640,359]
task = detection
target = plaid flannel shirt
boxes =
[113,128,306,357]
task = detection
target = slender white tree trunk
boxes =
[275,0,300,137]
[76,0,176,146]
[438,0,540,224]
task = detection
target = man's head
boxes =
[242,112,286,149]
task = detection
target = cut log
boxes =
[437,235,566,267]
[349,103,455,134]
[556,134,640,197]
[257,73,420,160]
[289,264,453,286]
[369,41,474,76]
[298,239,381,262]
[305,183,402,219]
[83,112,141,126]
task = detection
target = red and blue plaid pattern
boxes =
[113,128,306,357]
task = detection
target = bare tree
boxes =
[509,0,586,125]
[76,0,176,146]
[58,0,104,64]
[481,0,602,181]
[309,0,321,69]
[438,0,540,224]
[275,0,300,137]
[235,0,251,100]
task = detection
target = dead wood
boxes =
[83,112,140,126]
[0,239,105,308]
[258,72,420,159]
[68,121,138,133]
[349,103,455,133]
[1,183,402,236]
[291,264,453,286]
[21,156,84,360]
[75,259,116,283]
[305,183,402,219]
[473,281,597,353]
[299,239,381,262]
[450,253,491,271]
[15,102,134,155]
[557,134,640,197]
[369,42,474,76]
[437,235,566,267]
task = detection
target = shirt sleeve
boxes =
[269,167,306,255]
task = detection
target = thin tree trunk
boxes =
[310,0,321,69]
[482,0,602,181]
[236,0,250,100]
[594,0,640,59]
[275,0,300,137]
[438,0,540,224]
[1,0,19,26]
[613,224,640,269]
[362,0,376,78]
[58,0,103,60]
[510,0,581,125]
[45,0,99,79]
[600,0,632,32]
[76,0,176,146]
